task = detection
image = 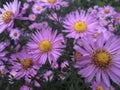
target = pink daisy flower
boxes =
[99,6,116,17]
[32,3,45,14]
[9,28,21,40]
[10,49,40,80]
[63,10,98,39]
[27,28,65,64]
[0,0,21,33]
[28,14,36,21]
[114,13,120,24]
[74,33,120,87]
[40,0,68,10]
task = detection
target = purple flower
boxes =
[9,28,21,40]
[63,10,98,39]
[99,6,116,17]
[74,33,120,87]
[10,48,40,80]
[40,0,68,10]
[32,3,45,14]
[0,0,21,33]
[28,14,36,21]
[114,13,120,24]
[27,28,65,64]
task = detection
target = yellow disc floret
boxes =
[2,11,14,24]
[48,0,57,3]
[74,20,87,33]
[92,49,112,69]
[36,7,41,11]
[104,9,110,14]
[39,40,52,53]
[21,59,33,70]
[96,86,104,90]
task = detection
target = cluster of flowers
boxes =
[0,0,120,90]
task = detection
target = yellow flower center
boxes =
[36,7,41,11]
[104,9,110,14]
[21,59,33,70]
[13,32,18,37]
[39,40,52,53]
[2,11,14,24]
[92,49,112,69]
[96,86,104,90]
[31,15,35,19]
[48,0,57,3]
[74,20,87,33]
[97,52,110,63]
[116,17,120,21]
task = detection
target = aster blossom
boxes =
[74,33,120,87]
[0,0,21,33]
[114,13,120,24]
[40,0,68,10]
[27,28,65,64]
[10,49,39,80]
[32,3,45,14]
[63,10,98,39]
[9,28,21,40]
[98,6,116,18]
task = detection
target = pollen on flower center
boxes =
[21,59,33,70]
[116,17,120,21]
[31,15,35,19]
[13,32,17,37]
[48,0,57,3]
[36,7,41,11]
[92,49,112,69]
[104,9,110,14]
[2,11,14,24]
[96,86,103,90]
[74,20,87,33]
[39,40,52,53]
